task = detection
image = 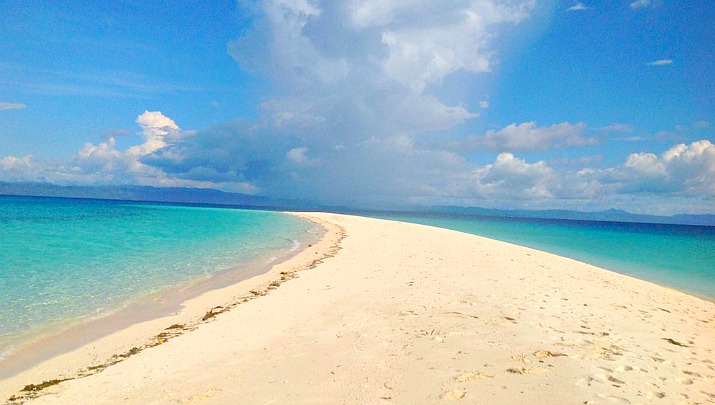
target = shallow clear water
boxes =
[0,196,317,354]
[369,213,715,300]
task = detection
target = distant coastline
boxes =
[2,181,713,226]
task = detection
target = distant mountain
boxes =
[1,181,713,226]
[0,182,310,210]
[424,206,715,226]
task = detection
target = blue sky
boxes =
[1,0,713,214]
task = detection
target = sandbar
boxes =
[2,213,714,404]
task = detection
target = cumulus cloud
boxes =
[616,140,715,195]
[0,102,27,110]
[1,155,33,171]
[648,59,673,66]
[0,111,249,191]
[226,0,534,139]
[462,122,595,151]
[474,153,557,198]
[567,3,588,11]
[129,110,180,154]
[139,0,540,204]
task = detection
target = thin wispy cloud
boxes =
[0,102,27,110]
[599,123,634,133]
[462,122,596,152]
[648,59,673,66]
[2,63,202,98]
[629,0,652,9]
[567,3,589,12]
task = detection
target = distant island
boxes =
[1,181,713,226]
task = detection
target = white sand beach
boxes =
[2,213,714,404]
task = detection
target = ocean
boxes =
[2,197,713,361]
[0,196,319,358]
[368,212,715,300]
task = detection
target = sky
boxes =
[1,0,713,214]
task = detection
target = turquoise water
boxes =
[368,213,715,300]
[0,196,317,355]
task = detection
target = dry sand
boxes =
[2,212,714,404]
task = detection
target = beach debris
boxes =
[21,379,71,393]
[202,306,225,321]
[441,389,466,400]
[7,378,74,403]
[442,311,479,319]
[662,338,689,347]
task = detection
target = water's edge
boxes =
[0,215,324,379]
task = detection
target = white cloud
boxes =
[616,136,646,142]
[463,121,595,151]
[599,123,633,133]
[286,147,318,165]
[0,111,253,192]
[1,155,33,170]
[474,153,557,198]
[378,1,535,92]
[648,59,673,66]
[629,0,651,9]
[567,3,588,11]
[592,140,715,196]
[479,100,490,109]
[228,0,533,134]
[130,110,180,155]
[693,120,710,129]
[0,102,27,110]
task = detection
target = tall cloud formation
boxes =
[147,0,540,204]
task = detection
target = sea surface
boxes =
[0,196,318,357]
[368,212,715,300]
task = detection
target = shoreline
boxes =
[2,213,714,404]
[0,214,330,389]
[367,214,715,302]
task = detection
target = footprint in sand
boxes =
[593,373,626,386]
[645,391,666,400]
[507,367,547,375]
[595,393,632,403]
[576,376,594,387]
[682,370,702,377]
[455,372,494,382]
[441,390,466,400]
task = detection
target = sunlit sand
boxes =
[2,213,713,404]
